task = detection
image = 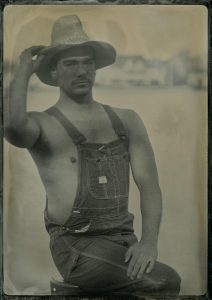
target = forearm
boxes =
[6,65,31,128]
[4,47,44,147]
[139,183,162,245]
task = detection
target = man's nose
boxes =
[76,63,87,76]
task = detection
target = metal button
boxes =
[70,156,77,163]
[98,145,105,151]
[53,287,57,292]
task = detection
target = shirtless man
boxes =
[5,15,181,296]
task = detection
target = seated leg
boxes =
[51,235,181,296]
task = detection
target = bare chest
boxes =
[40,114,117,155]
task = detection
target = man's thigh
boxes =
[51,234,181,295]
[67,236,131,290]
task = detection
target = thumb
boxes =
[146,259,155,274]
[125,247,133,263]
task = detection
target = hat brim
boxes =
[35,41,116,86]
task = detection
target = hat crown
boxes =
[51,15,89,45]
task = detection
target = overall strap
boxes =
[102,105,128,140]
[46,107,86,145]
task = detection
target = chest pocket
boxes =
[86,152,129,199]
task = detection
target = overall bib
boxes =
[43,105,181,295]
[44,104,134,236]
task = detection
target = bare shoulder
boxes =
[26,109,58,151]
[27,109,53,126]
[111,106,147,137]
[26,109,56,143]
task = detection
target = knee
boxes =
[136,263,181,296]
[171,270,181,294]
[159,265,181,295]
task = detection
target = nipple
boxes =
[70,156,77,163]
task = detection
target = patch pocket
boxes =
[86,152,129,199]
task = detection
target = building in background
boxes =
[95,51,207,89]
[5,51,207,90]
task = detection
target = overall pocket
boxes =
[86,152,129,199]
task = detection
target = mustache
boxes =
[73,77,92,84]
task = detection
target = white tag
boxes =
[98,176,107,184]
[74,223,90,233]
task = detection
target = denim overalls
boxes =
[44,104,134,236]
[43,105,181,294]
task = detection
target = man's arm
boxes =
[125,109,162,279]
[4,46,44,148]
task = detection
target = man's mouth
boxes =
[74,79,90,84]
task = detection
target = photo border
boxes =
[0,0,211,299]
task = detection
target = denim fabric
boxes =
[49,230,181,296]
[44,105,181,295]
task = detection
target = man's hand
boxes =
[125,240,158,280]
[19,45,45,77]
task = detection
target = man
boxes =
[5,15,181,296]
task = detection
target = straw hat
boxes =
[36,15,116,86]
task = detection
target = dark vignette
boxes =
[0,0,211,299]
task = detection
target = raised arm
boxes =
[124,110,162,279]
[4,46,45,148]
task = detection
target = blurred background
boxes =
[4,5,208,295]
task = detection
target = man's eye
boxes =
[65,62,76,66]
[85,61,94,65]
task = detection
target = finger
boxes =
[136,259,150,279]
[146,259,156,274]
[28,45,46,56]
[127,255,138,277]
[130,258,143,279]
[38,47,51,55]
[33,53,45,63]
[32,55,45,71]
[20,46,45,59]
[125,247,133,263]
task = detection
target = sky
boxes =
[4,5,208,62]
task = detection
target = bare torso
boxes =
[29,103,128,225]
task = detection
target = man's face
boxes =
[52,47,96,98]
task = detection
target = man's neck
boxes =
[57,89,96,111]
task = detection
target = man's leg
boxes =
[50,234,181,296]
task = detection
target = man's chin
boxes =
[68,88,91,97]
